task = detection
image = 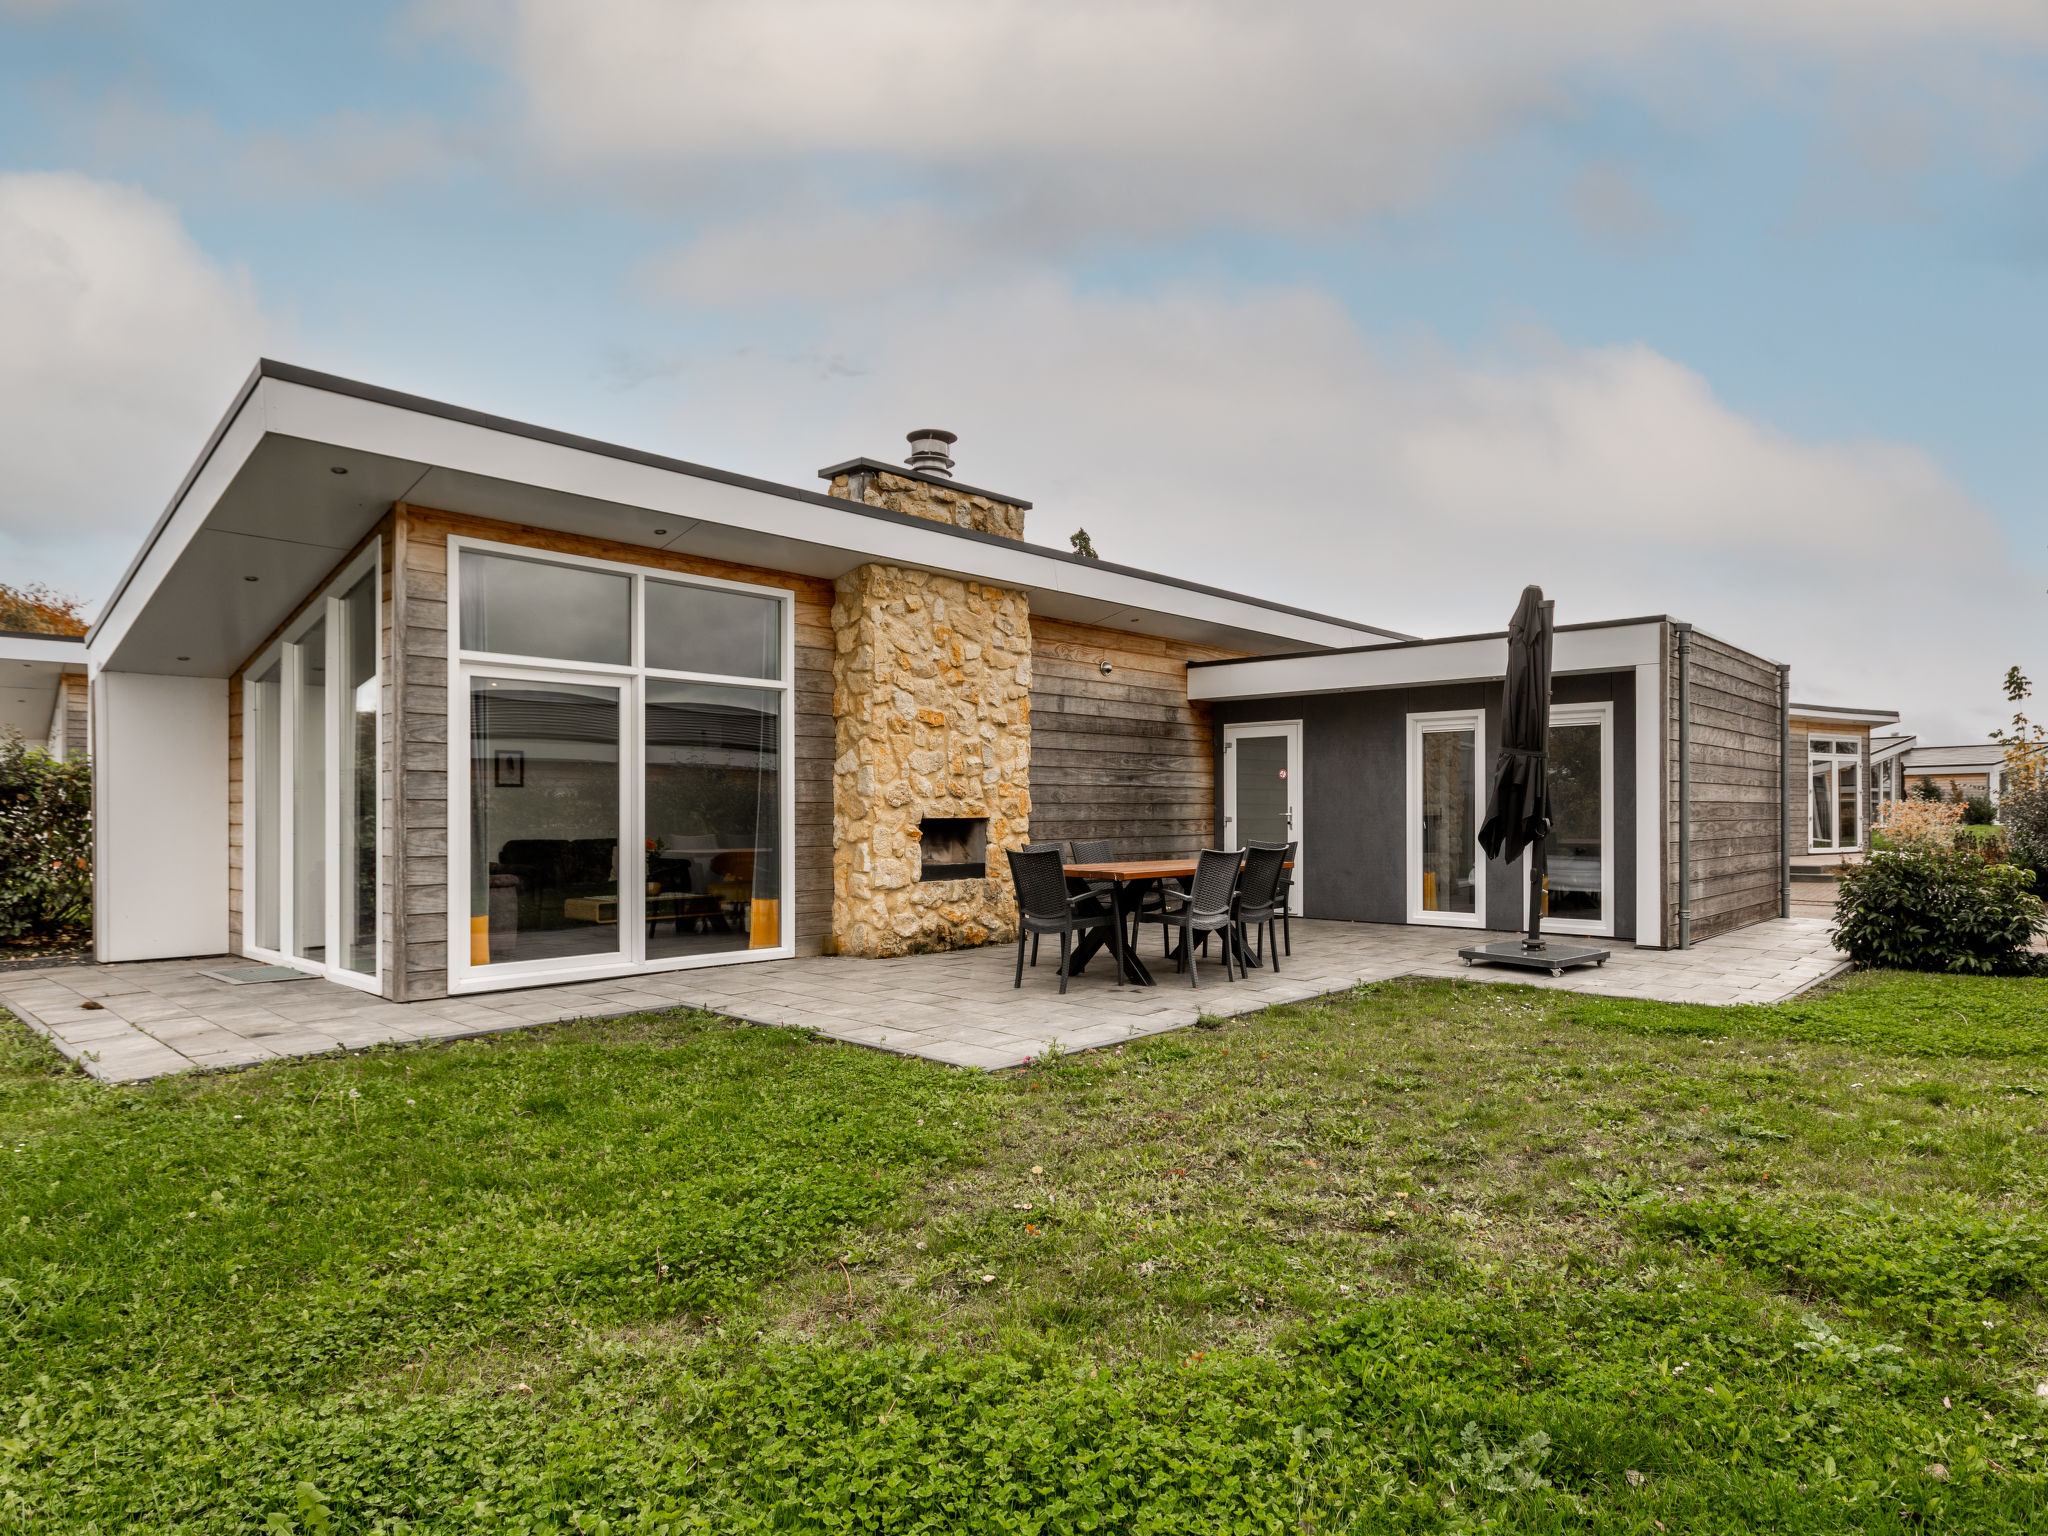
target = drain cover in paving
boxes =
[196,965,319,986]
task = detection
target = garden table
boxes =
[1060,858,1291,986]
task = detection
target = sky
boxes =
[3,1,2046,743]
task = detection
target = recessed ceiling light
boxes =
[177,656,191,662]
[330,466,348,475]
[654,528,668,535]
[244,576,259,582]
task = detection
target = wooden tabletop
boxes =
[1063,858,1291,881]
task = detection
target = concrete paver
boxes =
[0,917,1849,1085]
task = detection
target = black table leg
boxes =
[1113,879,1157,986]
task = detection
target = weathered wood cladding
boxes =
[1664,629,1785,946]
[386,506,838,998]
[1027,618,1241,857]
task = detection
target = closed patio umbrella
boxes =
[1462,585,1610,976]
[1478,584,1554,948]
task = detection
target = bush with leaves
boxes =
[1962,794,1997,826]
[1834,843,2044,976]
[0,734,92,941]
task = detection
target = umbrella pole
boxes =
[1524,835,1546,952]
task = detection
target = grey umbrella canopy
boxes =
[1477,584,1554,881]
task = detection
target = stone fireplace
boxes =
[917,815,987,880]
[824,433,1033,957]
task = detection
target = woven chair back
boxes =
[1238,843,1287,910]
[1007,845,1073,921]
[1186,848,1243,920]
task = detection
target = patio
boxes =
[0,917,1848,1085]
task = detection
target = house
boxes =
[86,360,1812,998]
[1785,702,1901,858]
[1871,734,2009,813]
[0,630,88,757]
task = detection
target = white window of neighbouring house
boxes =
[1809,735,1862,852]
[450,538,795,993]
[241,546,384,991]
[1535,702,1614,937]
[1407,709,1485,926]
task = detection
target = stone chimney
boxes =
[818,430,1030,541]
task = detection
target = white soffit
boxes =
[93,367,1394,676]
[1789,704,1902,728]
[1188,622,1664,702]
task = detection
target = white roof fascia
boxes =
[0,633,89,666]
[1903,744,2006,770]
[259,379,1378,652]
[1188,620,1662,703]
[89,391,271,667]
[1789,704,1901,727]
[1869,734,1917,762]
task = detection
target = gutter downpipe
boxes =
[1676,623,1693,950]
[1778,661,1792,919]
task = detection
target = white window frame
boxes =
[1221,719,1303,915]
[1808,734,1863,853]
[238,542,386,995]
[1524,701,1614,938]
[1406,707,1487,928]
[446,534,797,996]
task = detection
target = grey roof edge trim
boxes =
[1186,614,1673,669]
[815,456,1033,510]
[1789,702,1903,721]
[0,629,87,645]
[96,358,1403,647]
[89,360,270,643]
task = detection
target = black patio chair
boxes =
[1019,841,1075,967]
[1234,842,1289,974]
[1135,847,1243,988]
[1247,839,1296,956]
[1007,845,1120,995]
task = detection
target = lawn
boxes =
[2,969,2047,1532]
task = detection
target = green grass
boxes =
[2,970,2047,1531]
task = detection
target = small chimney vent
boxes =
[905,428,957,477]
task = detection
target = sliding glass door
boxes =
[242,547,383,990]
[451,538,795,992]
[1538,703,1613,936]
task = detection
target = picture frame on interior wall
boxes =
[443,532,798,996]
[493,749,524,788]
[1406,707,1487,928]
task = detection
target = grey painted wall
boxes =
[1211,671,1638,941]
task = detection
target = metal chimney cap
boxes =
[905,428,957,476]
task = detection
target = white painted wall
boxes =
[92,672,229,962]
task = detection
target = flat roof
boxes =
[1790,701,1901,726]
[91,360,1409,677]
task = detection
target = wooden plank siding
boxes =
[1664,629,1786,945]
[387,506,838,999]
[1026,618,1241,859]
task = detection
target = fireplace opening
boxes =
[918,816,988,881]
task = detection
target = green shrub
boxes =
[2000,778,2048,889]
[0,735,92,941]
[1963,795,1997,826]
[1833,846,2044,976]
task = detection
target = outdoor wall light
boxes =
[1099,660,1113,676]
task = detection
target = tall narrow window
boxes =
[1546,720,1603,925]
[292,619,327,961]
[1418,724,1477,915]
[250,661,282,953]
[339,573,378,974]
[469,678,622,966]
[1837,762,1860,851]
[644,682,781,959]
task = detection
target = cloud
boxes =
[434,0,2048,231]
[652,277,2037,742]
[0,173,271,607]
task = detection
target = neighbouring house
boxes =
[0,630,88,757]
[1786,702,1901,859]
[1897,740,2008,807]
[86,361,1819,997]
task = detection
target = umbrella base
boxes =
[1458,939,1610,978]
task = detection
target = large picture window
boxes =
[1536,702,1614,937]
[450,538,794,992]
[241,545,384,991]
